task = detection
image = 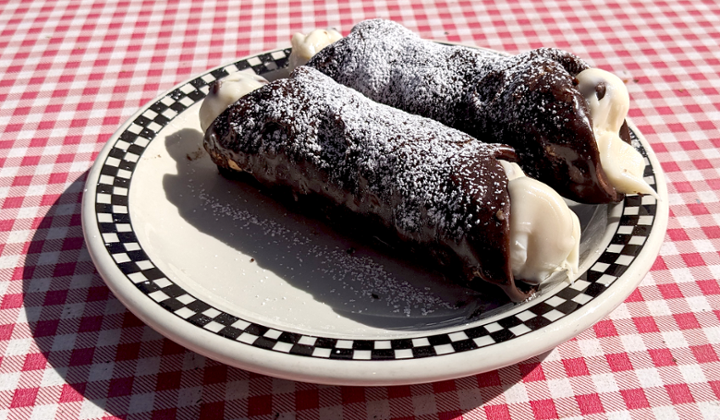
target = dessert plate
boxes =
[82,47,668,386]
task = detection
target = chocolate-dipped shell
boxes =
[204,66,532,302]
[306,19,622,204]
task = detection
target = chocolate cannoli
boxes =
[305,19,656,203]
[202,67,580,302]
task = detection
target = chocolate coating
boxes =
[204,67,534,301]
[307,19,623,203]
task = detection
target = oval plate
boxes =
[82,47,668,386]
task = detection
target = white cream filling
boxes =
[288,29,343,72]
[199,72,269,133]
[501,161,581,285]
[576,68,658,198]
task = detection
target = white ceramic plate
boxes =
[82,47,668,386]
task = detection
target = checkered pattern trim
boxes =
[92,50,660,361]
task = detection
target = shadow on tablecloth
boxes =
[19,168,544,419]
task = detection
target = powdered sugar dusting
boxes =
[306,19,620,204]
[308,19,589,132]
[207,67,509,245]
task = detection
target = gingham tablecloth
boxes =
[1,0,719,419]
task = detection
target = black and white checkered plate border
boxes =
[92,48,659,361]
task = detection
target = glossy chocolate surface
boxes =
[204,67,534,301]
[307,19,624,204]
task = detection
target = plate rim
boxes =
[81,46,669,386]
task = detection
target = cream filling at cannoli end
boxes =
[199,72,269,133]
[288,29,343,72]
[576,68,658,198]
[500,161,581,285]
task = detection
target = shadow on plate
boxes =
[159,128,595,331]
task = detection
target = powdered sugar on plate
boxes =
[197,190,460,318]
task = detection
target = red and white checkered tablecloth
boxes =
[1,0,719,418]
